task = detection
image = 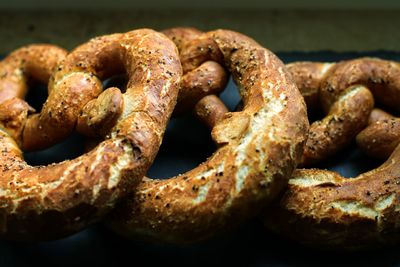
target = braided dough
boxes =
[0,29,182,241]
[106,29,309,244]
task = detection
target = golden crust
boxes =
[0,29,182,241]
[318,58,400,113]
[106,29,309,244]
[300,85,373,166]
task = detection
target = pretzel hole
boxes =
[24,82,48,112]
[147,77,239,179]
[103,74,128,93]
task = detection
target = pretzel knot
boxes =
[263,58,400,250]
[0,29,182,241]
[100,29,309,244]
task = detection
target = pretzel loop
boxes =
[0,29,182,241]
[264,58,400,250]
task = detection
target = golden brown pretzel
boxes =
[286,62,330,112]
[162,27,228,115]
[0,29,182,241]
[106,29,309,244]
[356,109,400,159]
[262,59,400,249]
[263,61,400,249]
[0,44,67,103]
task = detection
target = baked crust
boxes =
[264,146,400,250]
[0,44,67,104]
[162,28,228,115]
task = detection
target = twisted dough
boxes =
[0,29,182,241]
[289,58,400,113]
[162,27,228,115]
[77,27,228,137]
[106,29,309,244]
[0,44,67,143]
[287,59,400,165]
[0,44,67,103]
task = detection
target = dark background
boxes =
[1,51,400,266]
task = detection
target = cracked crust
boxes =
[0,29,182,241]
[264,144,400,250]
[106,29,309,244]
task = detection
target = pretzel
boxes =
[105,29,309,244]
[356,109,400,159]
[0,29,182,241]
[262,58,400,249]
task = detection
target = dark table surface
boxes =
[2,51,400,267]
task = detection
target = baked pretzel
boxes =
[0,29,182,241]
[261,58,400,249]
[356,109,400,159]
[0,44,67,103]
[106,29,309,244]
